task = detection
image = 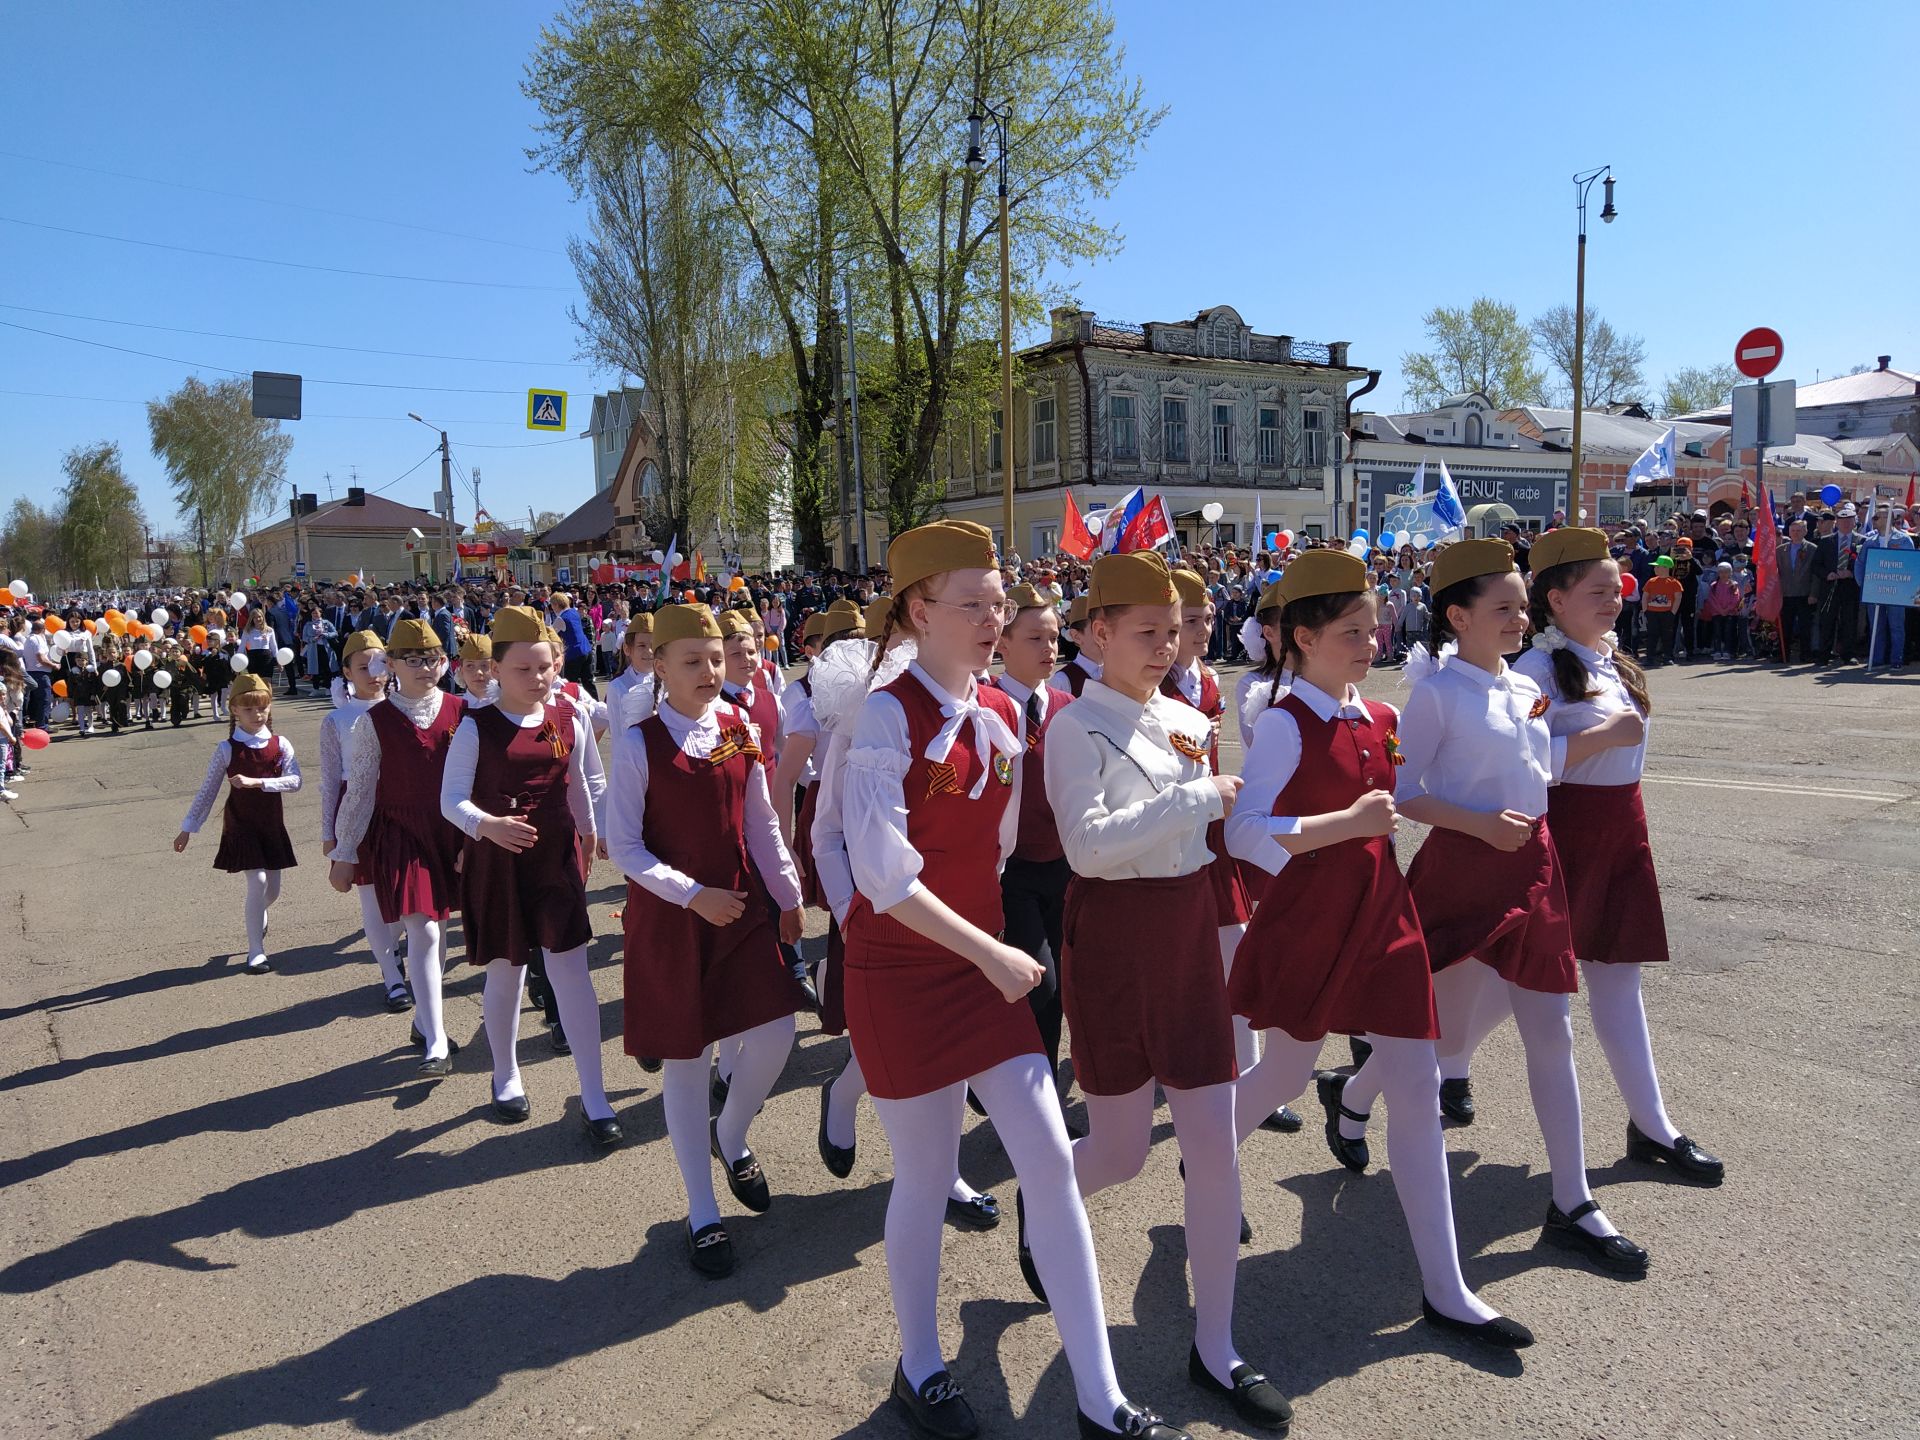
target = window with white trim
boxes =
[1302,407,1328,466]
[1162,397,1188,463]
[1111,395,1137,460]
[1032,394,1056,466]
[1258,407,1282,466]
[1212,402,1234,465]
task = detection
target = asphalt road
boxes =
[3,659,1916,1440]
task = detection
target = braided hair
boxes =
[1529,560,1651,714]
[868,580,931,674]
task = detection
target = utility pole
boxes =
[290,479,302,586]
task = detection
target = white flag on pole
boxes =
[1626,426,1677,488]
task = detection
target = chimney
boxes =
[1329,341,1351,368]
[345,486,366,506]
[1050,306,1093,343]
[298,492,318,515]
[1878,355,1891,371]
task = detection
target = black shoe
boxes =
[1542,1200,1649,1275]
[687,1221,735,1279]
[1626,1120,1725,1185]
[818,1071,856,1179]
[1260,1104,1303,1133]
[582,1112,625,1148]
[796,972,822,1014]
[637,1055,662,1073]
[1016,1190,1048,1307]
[1439,1076,1475,1124]
[891,1363,978,1440]
[384,982,413,1013]
[1348,1035,1373,1069]
[711,1070,731,1108]
[1077,1401,1191,1439]
[1315,1071,1370,1173]
[244,956,271,974]
[491,1093,531,1123]
[711,1118,771,1212]
[1420,1295,1535,1349]
[549,1021,571,1056]
[417,1052,453,1078]
[1188,1347,1293,1431]
[946,1192,1000,1230]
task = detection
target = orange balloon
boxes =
[104,608,122,621]
[0,591,13,607]
[52,679,68,698]
[190,625,208,645]
[107,615,128,636]
[43,614,65,633]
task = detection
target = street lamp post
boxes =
[966,100,1016,564]
[1567,165,1617,525]
[407,412,456,582]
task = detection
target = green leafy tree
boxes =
[1,496,60,592]
[1400,298,1546,411]
[1531,304,1648,409]
[1659,363,1739,418]
[147,376,293,586]
[56,442,146,588]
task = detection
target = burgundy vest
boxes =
[1271,692,1399,847]
[1160,664,1224,771]
[636,702,758,889]
[470,698,578,828]
[370,692,465,815]
[728,681,782,768]
[997,679,1074,865]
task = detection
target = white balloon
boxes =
[153,670,173,690]
[1394,530,1412,550]
[1347,536,1369,558]
[7,579,27,599]
[277,647,295,665]
[133,649,154,670]
[1412,532,1432,550]
[52,630,73,652]
[151,606,170,625]
[230,653,250,673]
[102,668,123,687]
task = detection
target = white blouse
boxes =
[990,671,1060,746]
[1044,679,1222,881]
[318,695,374,845]
[843,663,1023,913]
[548,676,609,739]
[1048,654,1101,695]
[604,700,802,911]
[604,668,656,758]
[332,689,460,866]
[1513,639,1648,787]
[180,727,303,833]
[1233,667,1292,749]
[782,684,821,785]
[1394,656,1565,819]
[439,703,603,843]
[1226,677,1384,878]
[808,727,855,925]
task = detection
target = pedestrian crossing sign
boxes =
[526,389,568,432]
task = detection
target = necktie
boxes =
[1025,689,1042,741]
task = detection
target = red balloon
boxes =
[21,728,50,750]
[1620,573,1639,599]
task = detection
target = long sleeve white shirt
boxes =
[180,728,302,832]
[1393,656,1565,818]
[781,684,821,784]
[842,663,1023,913]
[1048,654,1101,695]
[318,695,375,845]
[604,699,802,911]
[990,671,1059,745]
[1226,677,1382,878]
[1043,679,1222,880]
[1513,640,1648,787]
[439,704,600,844]
[808,727,856,925]
[332,689,459,866]
[1233,667,1291,749]
[604,667,656,756]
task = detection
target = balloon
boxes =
[52,679,67,698]
[83,617,98,632]
[1620,572,1638,599]
[102,668,123,688]
[230,653,250,673]
[276,646,295,666]
[1278,529,1293,549]
[150,606,170,625]
[0,591,13,608]
[106,615,128,636]
[21,727,49,750]
[8,579,28,598]
[133,649,154,670]
[153,670,173,690]
[146,624,163,641]
[190,625,208,645]
[1346,536,1369,558]
[1412,532,1431,550]
[1819,484,1843,506]
[51,631,72,653]
[1394,530,1412,550]
[43,614,65,633]
[729,576,746,591]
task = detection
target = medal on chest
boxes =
[1168,729,1209,763]
[708,721,762,766]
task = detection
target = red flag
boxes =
[1117,494,1174,554]
[1752,485,1782,624]
[1906,472,1916,511]
[1060,489,1096,561]
[1740,478,1751,513]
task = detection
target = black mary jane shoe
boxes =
[1260,1104,1304,1133]
[491,1093,531,1124]
[417,1052,454,1078]
[945,1192,1001,1231]
[244,956,271,975]
[1315,1071,1371,1173]
[687,1221,735,1279]
[637,1055,663,1073]
[795,970,822,1015]
[817,1074,856,1179]
[891,1363,978,1440]
[1348,1035,1373,1070]
[1542,1200,1649,1275]
[548,1020,571,1056]
[1077,1401,1192,1439]
[582,1112,625,1149]
[1420,1295,1535,1349]
[1188,1347,1293,1432]
[1626,1121,1725,1185]
[383,982,414,1014]
[711,1118,772,1212]
[1016,1190,1048,1307]
[1439,1076,1476,1125]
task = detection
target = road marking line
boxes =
[1642,774,1905,803]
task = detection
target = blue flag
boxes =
[1626,427,1677,488]
[1432,460,1467,532]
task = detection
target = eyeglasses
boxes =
[394,653,445,670]
[928,598,1016,627]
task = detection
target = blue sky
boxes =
[3,0,1914,543]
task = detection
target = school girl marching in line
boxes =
[603,611,654,753]
[438,605,621,1147]
[1045,550,1293,1433]
[174,672,303,974]
[1336,539,1650,1274]
[1486,528,1720,1184]
[319,629,409,1013]
[1051,595,1102,696]
[330,619,469,1077]
[605,604,808,1277]
[1225,549,1534,1356]
[841,522,1191,1440]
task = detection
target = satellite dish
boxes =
[1201,502,1224,523]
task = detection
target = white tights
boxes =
[243,870,281,963]
[826,1051,984,1207]
[660,1015,795,1231]
[355,885,404,991]
[482,948,613,1120]
[403,916,448,1060]
[1219,925,1260,1074]
[873,1053,1128,1422]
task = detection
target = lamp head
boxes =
[1600,174,1617,223]
[965,105,986,173]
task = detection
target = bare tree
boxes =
[1531,305,1648,409]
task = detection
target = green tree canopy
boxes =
[147,376,293,585]
[1659,363,1739,418]
[1399,298,1546,411]
[56,442,146,589]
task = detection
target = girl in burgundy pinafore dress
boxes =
[173,675,301,974]
[1226,553,1534,1352]
[318,629,406,1012]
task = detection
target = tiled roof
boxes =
[535,488,615,547]
[249,493,442,538]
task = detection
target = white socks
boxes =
[356,885,404,991]
[1581,961,1680,1146]
[482,958,527,1102]
[243,869,281,963]
[541,944,613,1121]
[1219,925,1261,1074]
[404,915,448,1060]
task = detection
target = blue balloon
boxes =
[1352,528,1369,540]
[1819,483,1844,506]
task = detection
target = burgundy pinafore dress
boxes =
[458,700,592,965]
[1229,695,1438,1041]
[1160,666,1254,923]
[621,704,804,1059]
[842,674,1039,1099]
[214,735,296,873]
[363,693,465,923]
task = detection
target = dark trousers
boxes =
[25,671,52,729]
[562,651,599,698]
[1001,855,1070,1076]
[1821,583,1861,662]
[1645,612,1676,662]
[1778,596,1811,660]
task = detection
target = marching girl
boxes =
[1045,551,1290,1434]
[318,629,407,1013]
[1502,528,1720,1183]
[769,606,845,906]
[1050,595,1102,696]
[1233,583,1290,749]
[455,632,496,705]
[1337,540,1649,1274]
[60,634,101,737]
[604,611,654,751]
[331,619,469,1076]
[438,606,621,1145]
[1225,550,1534,1352]
[173,672,302,974]
[749,609,787,698]
[605,603,808,1276]
[842,523,1190,1440]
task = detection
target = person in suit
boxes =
[1815,503,1865,664]
[1774,519,1818,663]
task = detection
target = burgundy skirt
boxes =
[1406,819,1576,994]
[796,782,824,911]
[1235,857,1270,909]
[622,878,804,1060]
[459,824,591,965]
[364,806,461,924]
[843,899,1042,1100]
[817,917,847,1036]
[1231,837,1438,1042]
[1062,872,1238,1096]
[214,792,296,874]
[1547,782,1669,966]
[1206,820,1253,926]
